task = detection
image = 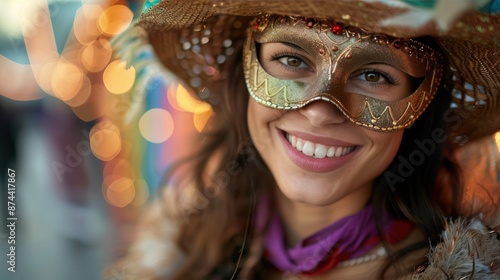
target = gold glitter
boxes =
[480,16,491,23]
[137,1,500,140]
[244,15,443,131]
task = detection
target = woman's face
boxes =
[247,40,413,206]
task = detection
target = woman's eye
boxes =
[358,71,386,83]
[278,56,308,69]
[346,66,412,101]
[363,72,381,82]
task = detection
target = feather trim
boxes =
[111,25,177,124]
[411,218,500,279]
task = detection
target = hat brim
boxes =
[137,0,500,144]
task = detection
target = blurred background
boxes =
[0,0,212,279]
[0,1,498,280]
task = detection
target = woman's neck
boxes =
[275,184,372,247]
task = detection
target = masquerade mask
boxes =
[243,15,443,131]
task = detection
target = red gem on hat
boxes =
[331,23,343,35]
[253,22,259,31]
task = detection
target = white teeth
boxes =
[296,139,304,151]
[286,133,355,158]
[314,145,327,158]
[327,147,335,157]
[302,142,314,156]
[335,147,343,157]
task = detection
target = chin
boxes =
[274,175,360,206]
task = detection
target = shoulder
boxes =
[410,217,500,280]
[103,191,185,280]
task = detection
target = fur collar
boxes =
[411,218,500,279]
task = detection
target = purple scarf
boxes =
[256,197,391,274]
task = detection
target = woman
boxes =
[107,1,500,279]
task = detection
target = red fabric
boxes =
[301,219,413,276]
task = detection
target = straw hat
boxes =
[132,0,499,145]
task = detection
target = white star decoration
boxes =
[367,0,492,32]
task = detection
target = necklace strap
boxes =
[337,247,387,267]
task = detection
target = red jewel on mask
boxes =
[331,23,343,35]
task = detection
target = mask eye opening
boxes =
[409,76,425,93]
[254,41,264,65]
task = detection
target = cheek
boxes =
[247,100,264,146]
[371,130,404,160]
[360,129,405,173]
[351,130,404,185]
[247,101,257,137]
[247,101,272,152]
[247,100,283,149]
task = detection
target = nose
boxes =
[298,100,348,127]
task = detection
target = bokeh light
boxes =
[70,84,109,122]
[175,83,212,113]
[0,1,190,277]
[103,60,136,94]
[131,179,150,207]
[61,43,84,64]
[90,120,122,161]
[98,5,134,36]
[166,83,182,111]
[64,76,92,107]
[139,108,174,143]
[112,158,136,181]
[495,132,500,153]
[193,108,214,132]
[81,38,113,72]
[73,4,104,45]
[1,0,216,213]
[105,158,137,186]
[103,158,123,188]
[51,60,84,101]
[105,177,135,208]
[102,157,149,207]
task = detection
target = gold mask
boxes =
[243,15,443,131]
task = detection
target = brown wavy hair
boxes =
[160,37,463,279]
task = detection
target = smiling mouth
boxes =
[285,133,357,159]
